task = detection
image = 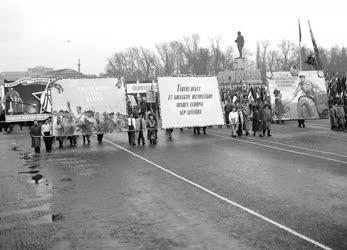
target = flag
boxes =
[308,20,323,70]
[305,54,319,70]
[40,90,52,113]
[250,86,257,101]
[298,19,302,43]
[260,85,264,102]
[232,95,237,104]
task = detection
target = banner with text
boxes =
[126,82,157,94]
[51,78,128,136]
[267,71,328,120]
[158,77,224,128]
[3,80,48,122]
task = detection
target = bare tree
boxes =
[278,40,296,71]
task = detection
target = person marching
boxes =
[262,104,272,136]
[127,113,136,146]
[147,114,157,144]
[30,120,41,154]
[237,106,244,136]
[252,105,261,137]
[136,113,146,146]
[95,112,104,143]
[242,102,251,136]
[229,107,239,138]
[42,117,54,152]
[54,110,65,148]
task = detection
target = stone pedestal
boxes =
[233,58,246,70]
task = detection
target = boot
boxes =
[267,130,272,136]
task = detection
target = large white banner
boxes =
[267,71,328,120]
[50,78,128,136]
[158,77,224,128]
[52,78,126,115]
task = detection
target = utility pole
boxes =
[78,59,81,73]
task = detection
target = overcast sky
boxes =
[1,0,346,74]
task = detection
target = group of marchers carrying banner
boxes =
[3,73,330,138]
[49,78,128,137]
[31,77,226,138]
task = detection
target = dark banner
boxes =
[4,81,49,122]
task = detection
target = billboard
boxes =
[3,79,50,122]
[158,77,224,128]
[267,71,328,120]
[51,78,128,136]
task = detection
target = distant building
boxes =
[28,66,54,76]
[38,68,86,79]
[1,66,86,82]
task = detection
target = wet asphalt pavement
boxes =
[0,120,346,249]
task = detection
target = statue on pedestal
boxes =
[235,31,244,58]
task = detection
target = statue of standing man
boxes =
[235,31,244,58]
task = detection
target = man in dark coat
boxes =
[30,120,41,153]
[252,105,261,136]
[262,104,272,136]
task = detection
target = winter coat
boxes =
[30,125,41,148]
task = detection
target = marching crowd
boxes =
[220,86,273,137]
[28,86,276,154]
[327,73,347,131]
[29,104,162,153]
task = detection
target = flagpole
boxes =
[298,19,302,72]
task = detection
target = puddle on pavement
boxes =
[28,164,40,169]
[18,170,40,174]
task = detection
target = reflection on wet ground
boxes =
[0,134,111,249]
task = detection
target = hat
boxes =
[273,89,280,96]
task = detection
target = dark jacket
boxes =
[30,125,41,148]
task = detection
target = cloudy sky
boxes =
[1,0,346,74]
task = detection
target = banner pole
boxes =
[298,19,302,72]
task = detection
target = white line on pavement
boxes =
[103,137,333,250]
[209,129,347,158]
[208,132,347,164]
[284,121,331,130]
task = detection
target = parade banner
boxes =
[267,71,328,120]
[2,79,49,122]
[158,77,224,128]
[126,82,157,94]
[51,78,128,136]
